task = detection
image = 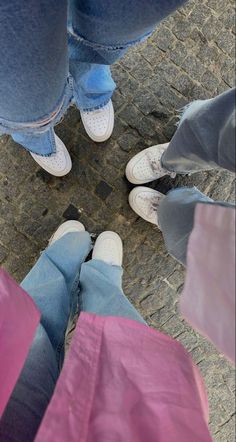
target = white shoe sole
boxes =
[129,187,164,225]
[92,231,123,266]
[30,135,72,177]
[49,221,85,245]
[80,102,114,143]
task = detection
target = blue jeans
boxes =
[0,232,145,442]
[0,0,186,155]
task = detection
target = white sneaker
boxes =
[129,187,164,226]
[80,100,114,142]
[30,133,72,177]
[125,143,176,184]
[49,220,85,245]
[92,231,123,266]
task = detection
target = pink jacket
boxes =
[0,269,40,416]
[0,269,211,441]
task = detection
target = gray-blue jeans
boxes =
[159,88,235,265]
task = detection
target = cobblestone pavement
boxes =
[0,0,235,440]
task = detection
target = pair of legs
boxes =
[126,88,236,264]
[0,224,145,442]
[0,0,186,174]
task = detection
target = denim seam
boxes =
[69,270,82,320]
[68,26,153,51]
[78,281,84,313]
[54,270,81,364]
[14,127,57,156]
[49,129,57,154]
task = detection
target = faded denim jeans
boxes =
[0,0,186,155]
[0,232,146,442]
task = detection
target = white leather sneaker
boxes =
[92,231,123,266]
[126,143,176,184]
[49,220,85,245]
[80,100,114,142]
[129,187,165,226]
[30,133,72,177]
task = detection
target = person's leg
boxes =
[158,187,213,265]
[0,0,72,159]
[79,260,146,323]
[158,187,235,265]
[68,0,187,142]
[162,88,236,174]
[154,89,236,264]
[68,0,187,67]
[129,185,235,265]
[68,0,186,112]
[0,223,92,442]
[69,60,116,114]
[21,227,92,365]
[12,129,72,177]
[79,232,146,324]
[126,88,236,184]
[0,325,58,442]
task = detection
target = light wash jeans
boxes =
[159,88,236,265]
[0,0,186,155]
[0,232,145,442]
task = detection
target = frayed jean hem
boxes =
[13,128,57,157]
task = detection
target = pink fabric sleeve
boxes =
[36,313,211,442]
[180,203,235,363]
[0,268,40,416]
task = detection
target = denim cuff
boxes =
[12,128,57,156]
[68,27,153,65]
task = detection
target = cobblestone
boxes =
[0,0,235,440]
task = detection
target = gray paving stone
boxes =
[153,27,176,52]
[141,282,174,314]
[170,40,188,66]
[215,30,235,55]
[182,55,206,81]
[171,12,193,41]
[95,181,113,200]
[189,4,211,26]
[201,70,220,92]
[141,44,164,65]
[63,204,80,220]
[202,15,221,41]
[131,60,154,82]
[219,8,236,32]
[0,0,235,439]
[166,269,185,290]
